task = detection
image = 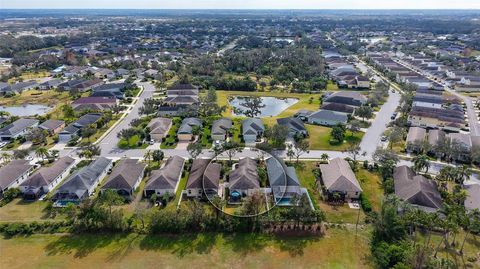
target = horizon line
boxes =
[2,8,480,11]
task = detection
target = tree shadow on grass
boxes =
[222,233,270,257]
[138,233,217,258]
[45,233,131,258]
[274,235,320,257]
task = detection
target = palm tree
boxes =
[412,154,429,173]
[321,153,329,163]
[143,150,152,164]
[0,152,12,164]
[454,165,471,185]
[35,147,49,162]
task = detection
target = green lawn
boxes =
[355,169,384,212]
[326,81,339,91]
[0,89,71,106]
[306,125,364,151]
[118,135,148,149]
[295,162,365,224]
[215,90,321,126]
[160,118,180,149]
[0,198,64,223]
[80,117,120,145]
[0,228,372,269]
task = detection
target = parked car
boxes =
[381,136,388,142]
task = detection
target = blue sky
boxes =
[3,0,480,9]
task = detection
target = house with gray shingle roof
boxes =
[52,157,113,205]
[0,160,34,196]
[307,109,348,126]
[211,118,232,141]
[185,159,221,198]
[177,117,202,141]
[318,158,362,200]
[229,157,260,201]
[144,156,185,198]
[58,113,102,143]
[101,159,146,198]
[266,156,301,205]
[0,118,39,141]
[242,118,265,145]
[393,166,442,212]
[277,117,307,138]
[406,127,427,153]
[38,119,65,135]
[20,157,75,200]
[148,117,172,142]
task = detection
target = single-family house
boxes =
[393,166,443,212]
[101,159,146,199]
[242,118,265,145]
[52,157,113,205]
[321,103,355,115]
[148,117,173,142]
[0,160,34,197]
[20,157,75,200]
[277,117,307,138]
[58,113,102,142]
[185,159,221,198]
[91,83,127,100]
[39,79,63,90]
[38,119,65,135]
[307,109,348,126]
[318,158,362,200]
[266,156,301,205]
[71,96,118,112]
[211,118,233,141]
[323,91,367,107]
[0,118,39,141]
[144,156,185,198]
[228,157,260,202]
[406,127,427,153]
[177,117,202,141]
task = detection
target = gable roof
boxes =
[185,159,221,190]
[0,160,34,190]
[39,119,65,131]
[308,109,348,123]
[54,157,112,198]
[319,158,362,193]
[265,156,300,188]
[393,166,443,210]
[229,157,260,190]
[177,117,202,134]
[101,159,146,191]
[148,117,172,136]
[145,156,185,190]
[242,118,265,136]
[277,117,306,133]
[0,118,39,136]
[21,157,75,188]
[406,127,427,144]
[212,118,232,135]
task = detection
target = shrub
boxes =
[359,193,372,213]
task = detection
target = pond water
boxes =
[229,96,298,117]
[0,104,52,116]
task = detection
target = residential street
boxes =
[360,90,401,158]
[394,58,480,136]
[97,82,155,156]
